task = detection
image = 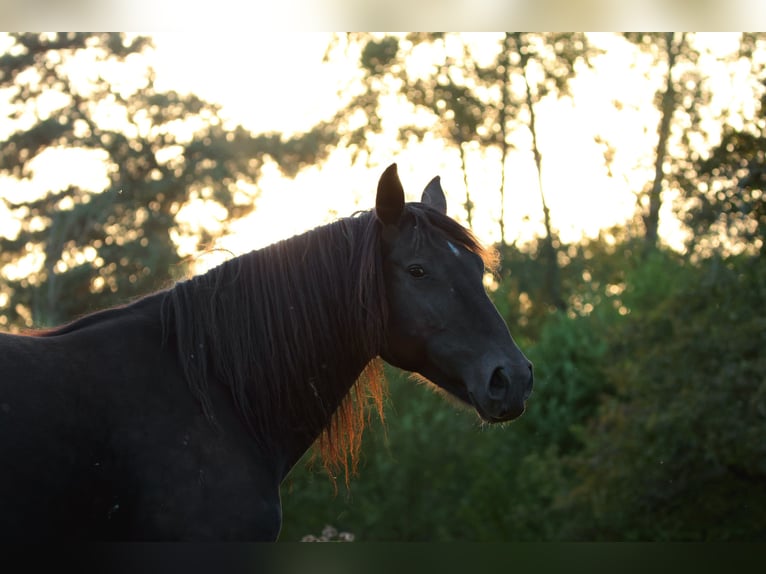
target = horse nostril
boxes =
[488,367,509,399]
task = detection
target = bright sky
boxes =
[148,32,643,262]
[0,32,757,277]
[147,32,752,262]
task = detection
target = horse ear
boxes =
[421,176,447,215]
[376,163,405,225]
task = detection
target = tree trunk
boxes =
[645,32,682,250]
[514,33,566,311]
[458,141,474,228]
[498,33,513,245]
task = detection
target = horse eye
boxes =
[407,264,426,278]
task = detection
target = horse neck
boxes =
[167,214,385,471]
[254,221,384,457]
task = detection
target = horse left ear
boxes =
[376,163,405,226]
[421,176,447,215]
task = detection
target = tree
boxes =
[559,251,766,540]
[617,33,716,253]
[0,33,343,329]
[498,33,596,310]
[642,33,684,250]
[396,33,502,230]
[676,33,766,257]
[342,33,597,311]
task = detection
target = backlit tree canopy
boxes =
[0,33,343,328]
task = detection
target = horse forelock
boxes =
[406,203,499,272]
[162,210,388,485]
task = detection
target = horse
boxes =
[0,163,533,541]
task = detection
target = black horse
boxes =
[0,163,533,540]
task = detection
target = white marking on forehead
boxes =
[447,240,460,256]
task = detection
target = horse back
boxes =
[0,296,283,540]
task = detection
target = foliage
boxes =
[280,368,487,541]
[491,222,643,342]
[559,251,766,540]
[0,33,343,329]
[672,33,766,258]
[678,126,766,257]
[398,30,597,301]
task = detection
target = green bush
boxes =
[280,308,614,541]
[561,253,766,540]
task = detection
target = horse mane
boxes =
[29,298,158,338]
[161,210,389,484]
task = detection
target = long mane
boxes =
[161,210,388,482]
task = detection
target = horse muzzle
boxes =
[470,362,533,423]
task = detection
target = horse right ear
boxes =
[421,176,447,215]
[375,163,404,226]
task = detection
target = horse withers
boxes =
[0,163,533,540]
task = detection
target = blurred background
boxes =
[1,31,764,541]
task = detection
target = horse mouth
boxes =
[471,397,525,423]
[483,408,524,424]
[417,370,525,423]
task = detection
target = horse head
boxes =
[376,163,533,422]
